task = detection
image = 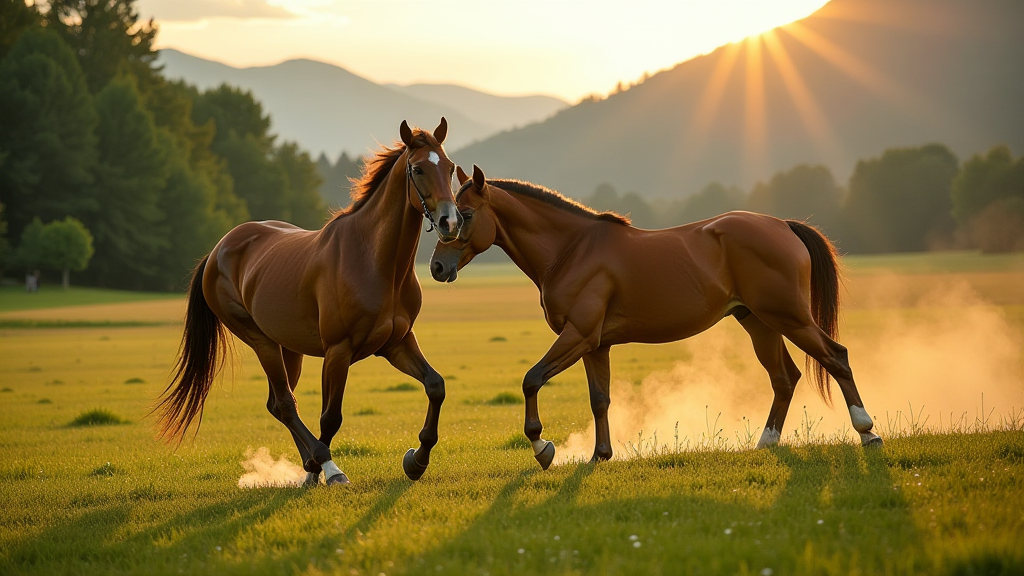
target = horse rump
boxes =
[786,220,841,403]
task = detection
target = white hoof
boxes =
[860,432,883,447]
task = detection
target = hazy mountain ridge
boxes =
[157,49,567,159]
[452,0,1024,199]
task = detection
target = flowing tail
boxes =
[786,220,841,404]
[155,254,226,442]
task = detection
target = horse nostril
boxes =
[438,215,449,230]
[431,261,444,277]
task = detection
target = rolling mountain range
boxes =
[453,0,1024,198]
[156,49,567,159]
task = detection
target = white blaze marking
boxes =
[428,151,440,165]
[532,439,549,455]
[849,405,873,432]
[322,460,343,479]
[755,427,781,449]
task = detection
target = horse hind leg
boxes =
[760,313,882,447]
[279,348,321,487]
[251,339,333,476]
[737,310,801,448]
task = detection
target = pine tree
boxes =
[0,27,98,244]
[87,75,167,286]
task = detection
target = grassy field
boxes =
[1,252,1022,575]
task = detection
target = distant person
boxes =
[25,271,38,293]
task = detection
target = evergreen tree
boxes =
[277,142,326,229]
[43,0,158,94]
[152,132,232,289]
[87,75,167,286]
[0,27,98,243]
[843,144,959,253]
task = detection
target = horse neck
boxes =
[490,190,593,287]
[324,152,422,279]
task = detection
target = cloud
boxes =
[139,0,295,22]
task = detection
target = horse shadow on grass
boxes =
[395,444,926,575]
[2,487,305,574]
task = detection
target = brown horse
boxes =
[156,119,463,485]
[430,165,881,469]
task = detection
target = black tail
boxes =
[154,254,225,443]
[786,220,841,405]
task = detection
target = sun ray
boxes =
[782,21,909,105]
[680,41,742,160]
[742,36,768,185]
[761,29,843,168]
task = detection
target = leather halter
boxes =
[406,151,460,243]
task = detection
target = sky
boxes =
[139,0,831,102]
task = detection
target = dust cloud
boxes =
[237,447,307,488]
[555,280,1024,464]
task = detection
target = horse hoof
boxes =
[326,472,350,486]
[302,471,321,487]
[860,432,884,447]
[403,448,428,481]
[535,441,555,470]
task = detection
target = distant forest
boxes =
[2,2,1020,293]
[0,0,324,290]
[577,142,1024,255]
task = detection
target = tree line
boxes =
[0,0,324,291]
[585,143,1024,254]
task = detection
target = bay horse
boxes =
[156,119,463,485]
[430,165,882,469]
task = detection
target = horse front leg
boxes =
[524,322,597,470]
[381,332,445,481]
[315,345,352,486]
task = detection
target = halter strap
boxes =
[406,155,445,239]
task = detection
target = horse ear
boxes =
[400,120,414,147]
[456,165,469,186]
[472,164,486,189]
[433,117,448,144]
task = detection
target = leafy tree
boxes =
[676,182,744,223]
[583,183,655,227]
[86,75,167,285]
[14,217,45,271]
[951,145,1024,252]
[40,216,94,289]
[746,165,843,236]
[277,142,325,229]
[843,144,959,253]
[0,27,98,242]
[0,202,10,271]
[42,0,158,94]
[0,0,40,60]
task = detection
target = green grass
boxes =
[487,391,525,405]
[67,408,129,427]
[1,254,1023,575]
[0,319,169,329]
[0,285,179,313]
[384,382,419,392]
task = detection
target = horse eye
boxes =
[413,167,424,175]
[460,211,474,222]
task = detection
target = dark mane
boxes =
[327,129,435,222]
[488,179,631,226]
